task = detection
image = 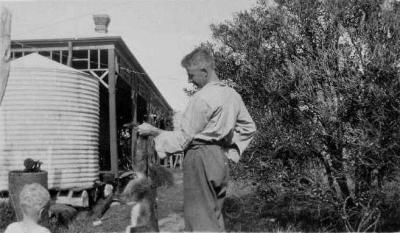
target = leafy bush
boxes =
[0,201,16,230]
[203,0,400,231]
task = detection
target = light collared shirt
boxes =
[154,81,256,162]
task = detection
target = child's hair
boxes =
[19,183,50,217]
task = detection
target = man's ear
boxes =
[39,206,50,218]
[201,68,208,78]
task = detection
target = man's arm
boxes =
[227,97,257,162]
[136,123,163,137]
[138,96,211,154]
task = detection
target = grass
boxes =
[1,168,178,233]
[223,178,339,232]
[50,204,132,233]
[0,170,337,233]
[48,168,180,233]
[3,168,400,233]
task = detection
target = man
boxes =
[137,47,256,232]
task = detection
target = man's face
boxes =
[186,68,207,88]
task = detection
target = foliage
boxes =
[23,158,42,172]
[118,128,133,171]
[204,0,400,231]
[0,201,16,230]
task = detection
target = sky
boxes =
[0,0,258,111]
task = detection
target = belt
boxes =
[190,139,227,147]
[185,139,230,153]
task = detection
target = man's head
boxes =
[181,47,216,88]
[19,183,50,221]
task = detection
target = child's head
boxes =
[19,183,50,221]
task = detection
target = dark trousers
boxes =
[183,143,229,232]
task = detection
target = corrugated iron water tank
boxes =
[0,53,100,191]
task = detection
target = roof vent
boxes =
[93,14,110,33]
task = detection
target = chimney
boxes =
[93,14,110,33]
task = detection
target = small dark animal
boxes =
[48,204,77,229]
[23,158,42,172]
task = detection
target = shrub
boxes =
[0,201,16,230]
[205,0,400,231]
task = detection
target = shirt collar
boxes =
[205,80,226,87]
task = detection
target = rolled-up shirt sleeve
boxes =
[154,95,211,154]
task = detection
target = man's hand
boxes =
[123,121,137,128]
[137,122,161,137]
[157,152,167,159]
[225,147,240,163]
